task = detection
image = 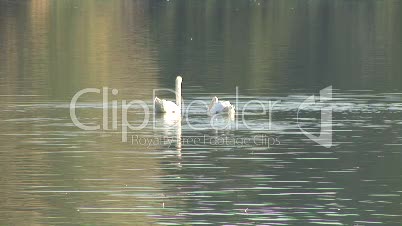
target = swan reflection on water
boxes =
[153,113,182,160]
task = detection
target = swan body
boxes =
[208,96,235,116]
[154,97,181,113]
[154,76,182,114]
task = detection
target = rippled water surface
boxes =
[1,0,402,225]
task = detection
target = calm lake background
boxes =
[1,0,402,225]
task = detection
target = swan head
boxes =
[176,76,182,84]
[208,96,219,111]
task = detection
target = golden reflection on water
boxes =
[0,0,164,225]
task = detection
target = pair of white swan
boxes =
[154,76,235,116]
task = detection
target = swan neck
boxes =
[175,79,182,111]
[208,100,214,111]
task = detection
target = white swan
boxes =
[154,76,182,114]
[208,96,235,116]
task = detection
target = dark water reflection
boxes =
[1,0,402,225]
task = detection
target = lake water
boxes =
[1,0,402,225]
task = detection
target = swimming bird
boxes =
[154,76,182,114]
[208,96,235,116]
